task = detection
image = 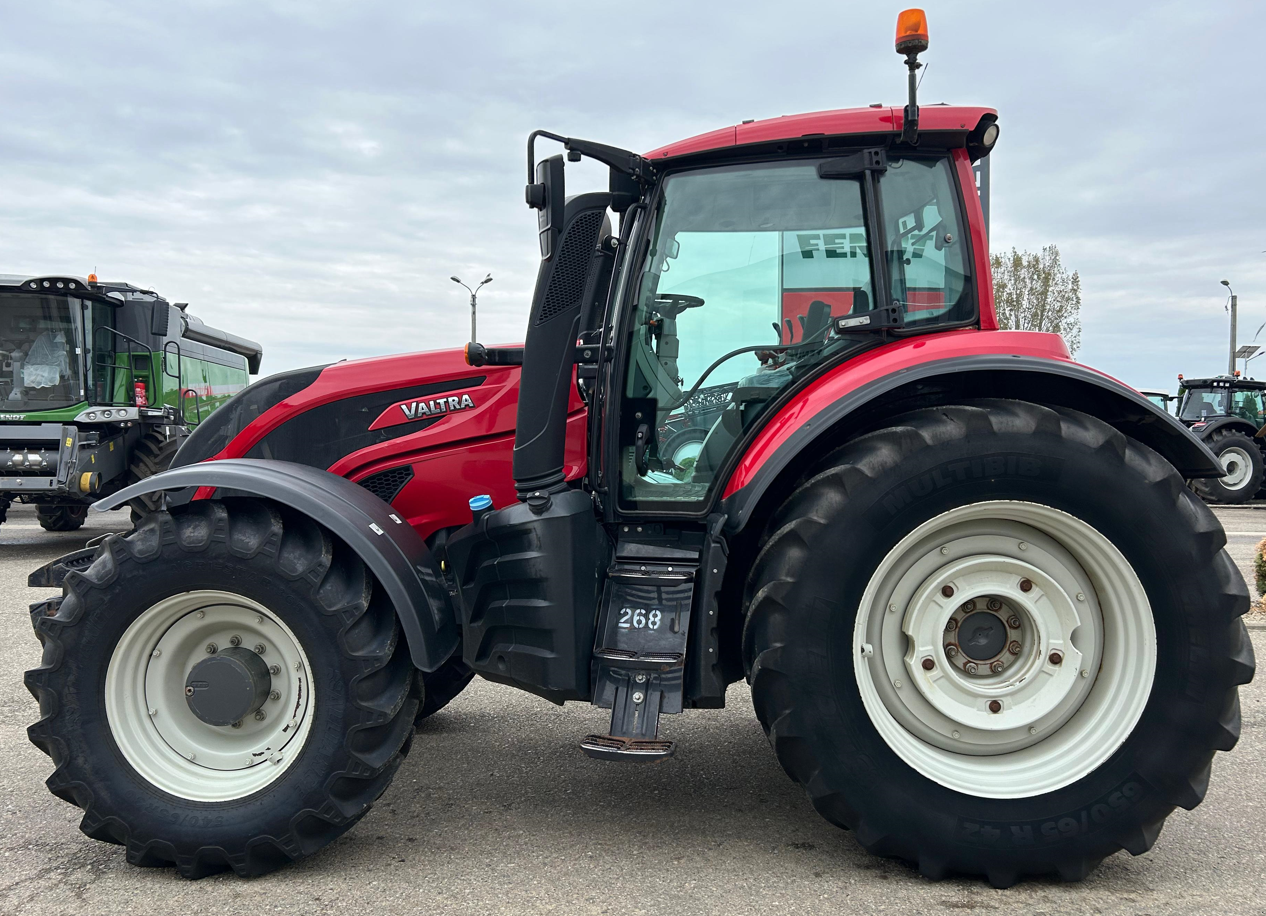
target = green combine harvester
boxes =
[0,273,261,531]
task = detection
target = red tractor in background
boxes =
[25,11,1253,888]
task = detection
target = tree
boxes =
[990,245,1081,357]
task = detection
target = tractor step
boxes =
[580,734,676,762]
[584,540,699,761]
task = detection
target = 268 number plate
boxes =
[618,607,662,630]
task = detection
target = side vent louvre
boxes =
[536,209,605,325]
[357,465,414,504]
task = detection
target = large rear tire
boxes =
[1192,430,1264,504]
[744,400,1254,886]
[25,498,419,878]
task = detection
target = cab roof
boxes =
[1179,376,1266,391]
[645,105,996,160]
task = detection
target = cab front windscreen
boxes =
[0,293,86,412]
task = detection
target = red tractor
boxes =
[25,11,1253,887]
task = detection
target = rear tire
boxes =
[37,504,87,531]
[1192,430,1263,504]
[744,401,1254,886]
[25,498,419,877]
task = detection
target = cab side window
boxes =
[880,157,972,326]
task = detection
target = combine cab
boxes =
[25,11,1253,887]
[0,275,261,529]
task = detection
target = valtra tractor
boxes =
[25,11,1254,887]
[1172,373,1266,503]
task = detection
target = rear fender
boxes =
[1186,416,1262,441]
[721,354,1224,533]
[92,459,459,672]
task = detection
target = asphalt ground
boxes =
[0,501,1263,916]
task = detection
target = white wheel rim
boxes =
[671,440,705,465]
[105,590,315,802]
[1219,446,1254,489]
[853,501,1156,798]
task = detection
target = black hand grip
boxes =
[634,423,651,476]
[465,343,525,367]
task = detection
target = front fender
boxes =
[94,459,459,672]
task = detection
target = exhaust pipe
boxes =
[512,177,611,499]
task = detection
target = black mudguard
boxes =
[90,459,459,672]
[1188,415,1261,442]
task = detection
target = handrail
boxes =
[163,340,184,423]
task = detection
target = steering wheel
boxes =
[652,293,705,318]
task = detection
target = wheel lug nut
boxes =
[990,661,1004,674]
[964,662,978,675]
[1008,641,1022,655]
[269,690,281,701]
[231,720,242,729]
[184,686,194,696]
[270,665,281,676]
[1007,616,1021,629]
[945,645,959,658]
[205,643,217,654]
[254,709,267,721]
[941,585,955,598]
[921,657,935,671]
[254,644,266,655]
[1019,578,1033,593]
[987,598,1002,611]
[988,700,1002,713]
[229,635,242,647]
[1049,651,1064,666]
[962,600,976,612]
[945,618,958,632]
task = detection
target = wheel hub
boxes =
[185,647,272,727]
[853,502,1157,798]
[105,591,315,801]
[1219,446,1253,489]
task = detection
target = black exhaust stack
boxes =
[514,152,610,499]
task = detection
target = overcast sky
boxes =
[3,1,1262,391]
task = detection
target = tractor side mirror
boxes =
[526,154,566,260]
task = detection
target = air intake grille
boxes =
[537,209,605,325]
[357,464,414,504]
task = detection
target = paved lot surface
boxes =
[0,502,1263,916]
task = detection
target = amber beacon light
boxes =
[895,8,929,54]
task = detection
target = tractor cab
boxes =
[1177,375,1266,426]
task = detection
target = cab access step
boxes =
[581,538,700,760]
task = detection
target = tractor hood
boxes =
[172,345,587,539]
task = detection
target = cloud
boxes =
[1,0,1262,392]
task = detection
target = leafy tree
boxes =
[990,245,1081,356]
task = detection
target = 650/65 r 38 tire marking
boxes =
[25,498,420,878]
[743,400,1255,886]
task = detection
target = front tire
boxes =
[25,498,419,877]
[37,504,87,531]
[1192,430,1264,504]
[744,401,1254,885]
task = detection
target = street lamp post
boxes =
[1223,279,1237,375]
[451,273,493,344]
